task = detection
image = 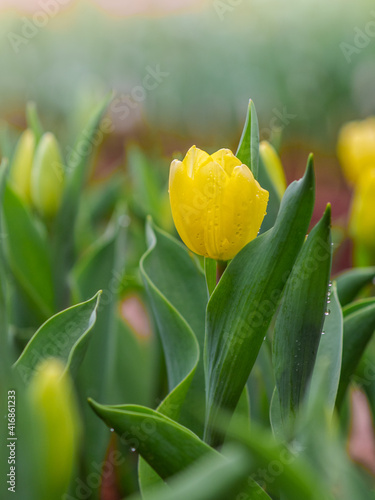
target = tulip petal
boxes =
[211,149,242,176]
[218,165,269,260]
[169,158,207,255]
[182,145,210,178]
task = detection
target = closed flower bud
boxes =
[259,141,287,199]
[337,118,375,185]
[31,132,65,217]
[349,168,375,248]
[28,358,80,498]
[10,129,35,204]
[169,146,269,261]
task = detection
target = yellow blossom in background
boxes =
[169,146,269,261]
[349,168,375,248]
[28,358,81,499]
[259,140,287,199]
[337,117,375,185]
[9,129,35,204]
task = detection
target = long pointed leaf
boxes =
[204,157,315,446]
[236,99,259,179]
[273,205,332,430]
[13,292,101,383]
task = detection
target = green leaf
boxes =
[309,282,343,416]
[53,93,112,309]
[236,99,259,179]
[204,156,315,446]
[129,446,270,500]
[336,298,375,407]
[140,220,207,425]
[26,101,44,144]
[13,292,101,383]
[89,401,214,480]
[335,267,375,306]
[3,183,55,321]
[273,205,332,431]
[89,401,267,499]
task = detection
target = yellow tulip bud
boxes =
[10,129,35,204]
[169,146,269,261]
[349,168,375,248]
[337,118,375,185]
[28,358,80,498]
[31,132,65,217]
[259,141,287,199]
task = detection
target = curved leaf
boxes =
[336,267,375,306]
[140,220,207,425]
[204,157,315,446]
[336,298,375,407]
[89,401,214,480]
[89,401,267,499]
[273,205,332,431]
[13,292,101,383]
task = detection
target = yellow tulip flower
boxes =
[349,168,375,248]
[169,146,269,261]
[337,118,375,185]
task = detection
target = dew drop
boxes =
[130,447,136,452]
[110,428,114,433]
[321,331,325,335]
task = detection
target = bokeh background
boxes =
[1,0,375,269]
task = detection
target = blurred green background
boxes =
[1,0,375,243]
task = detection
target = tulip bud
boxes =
[9,129,35,204]
[28,358,80,498]
[337,118,375,185]
[169,146,269,261]
[349,168,375,248]
[259,141,287,199]
[31,132,65,217]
